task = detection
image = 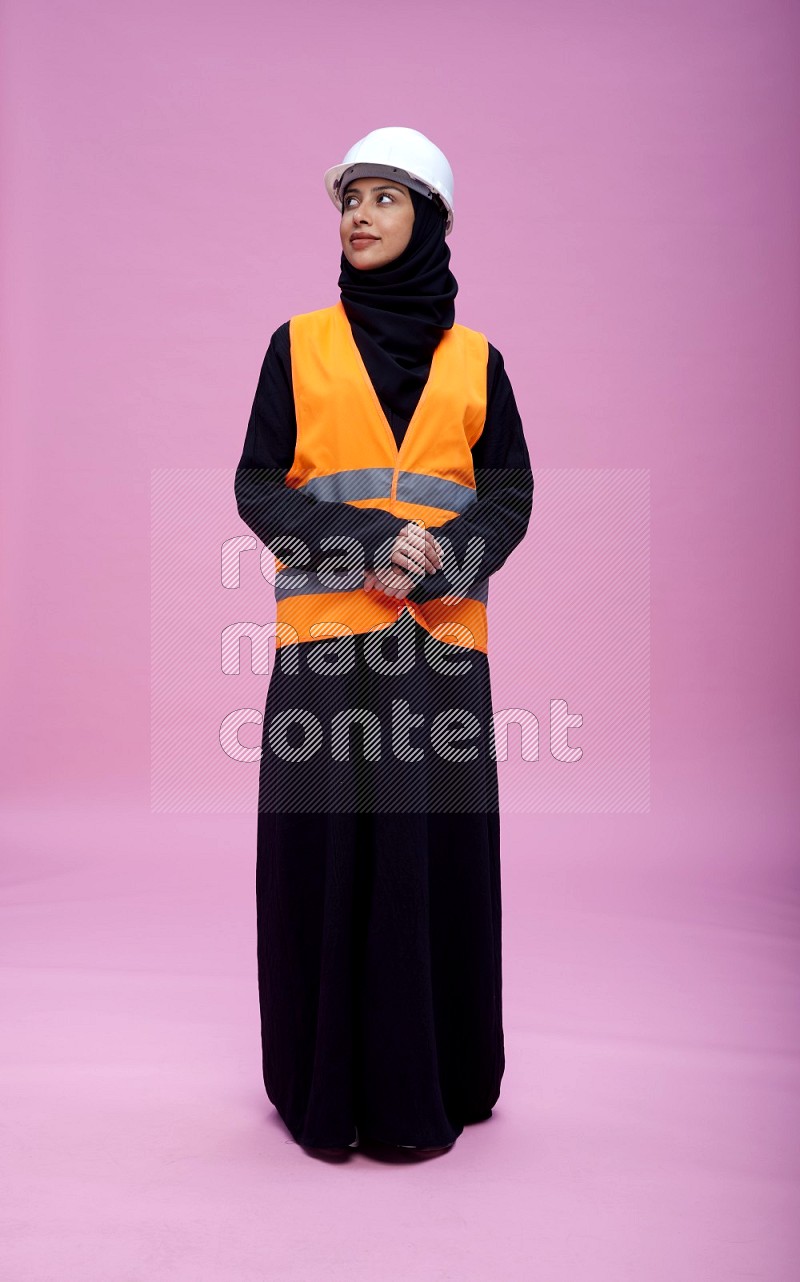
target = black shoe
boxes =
[396,1142,454,1155]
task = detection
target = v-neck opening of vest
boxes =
[336,300,444,472]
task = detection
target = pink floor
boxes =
[2,774,798,1281]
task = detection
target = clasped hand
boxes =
[363,521,444,600]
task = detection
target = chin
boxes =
[347,252,381,270]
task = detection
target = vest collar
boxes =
[334,300,447,463]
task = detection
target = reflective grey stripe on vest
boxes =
[395,471,476,513]
[275,569,489,606]
[302,468,393,503]
[298,468,477,513]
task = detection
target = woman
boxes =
[234,126,533,1158]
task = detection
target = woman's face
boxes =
[339,177,415,269]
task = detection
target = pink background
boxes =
[2,1,799,1278]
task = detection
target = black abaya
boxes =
[235,319,533,1149]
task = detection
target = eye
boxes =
[343,192,393,208]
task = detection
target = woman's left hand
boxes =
[364,520,443,598]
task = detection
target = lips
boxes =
[350,235,378,244]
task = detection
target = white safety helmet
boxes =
[324,126,455,236]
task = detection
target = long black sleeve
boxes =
[234,322,409,573]
[403,344,534,604]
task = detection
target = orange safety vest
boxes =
[274,299,490,653]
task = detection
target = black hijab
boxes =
[337,185,458,424]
